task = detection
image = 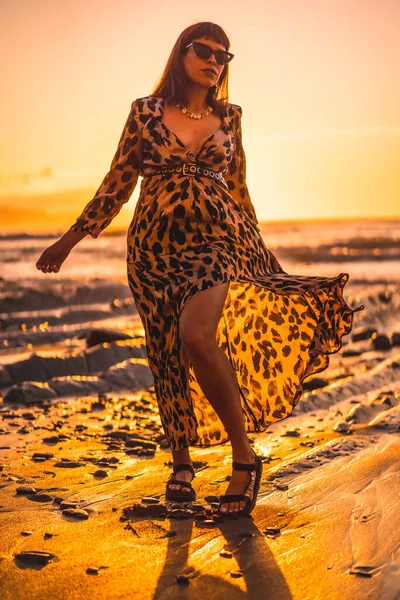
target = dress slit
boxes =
[127,257,363,450]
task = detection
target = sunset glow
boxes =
[0,0,399,233]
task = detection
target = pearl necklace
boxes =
[175,102,213,119]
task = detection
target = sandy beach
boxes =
[1,220,400,599]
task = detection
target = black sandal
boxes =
[218,451,263,517]
[165,463,196,502]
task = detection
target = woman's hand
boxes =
[36,229,87,274]
[36,240,71,273]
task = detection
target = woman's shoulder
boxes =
[223,103,243,133]
[222,102,243,128]
[131,95,161,113]
[228,102,242,115]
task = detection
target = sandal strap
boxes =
[232,461,256,471]
[219,494,251,503]
[172,463,195,477]
[167,478,194,488]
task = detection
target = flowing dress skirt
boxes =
[127,236,364,449]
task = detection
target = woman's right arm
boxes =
[36,98,143,273]
[68,98,143,239]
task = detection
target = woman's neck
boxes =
[181,85,209,112]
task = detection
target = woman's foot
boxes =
[168,447,193,493]
[167,466,194,493]
[219,448,256,514]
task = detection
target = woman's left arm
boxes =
[226,106,286,273]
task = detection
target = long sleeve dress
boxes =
[69,95,365,450]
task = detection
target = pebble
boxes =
[126,503,167,517]
[105,431,130,441]
[349,566,374,578]
[333,422,352,434]
[371,334,391,350]
[201,519,217,526]
[42,436,61,443]
[27,493,53,503]
[220,550,233,558]
[93,469,108,478]
[53,497,64,505]
[194,513,208,522]
[21,412,35,420]
[125,438,157,450]
[264,527,281,535]
[342,348,363,357]
[230,570,244,578]
[189,503,206,513]
[20,531,33,536]
[169,502,188,509]
[141,496,160,504]
[32,452,54,460]
[352,327,377,342]
[75,424,88,432]
[125,446,144,455]
[165,530,177,538]
[60,501,78,509]
[86,328,133,346]
[137,448,155,457]
[18,426,32,434]
[274,483,289,491]
[15,551,55,566]
[54,461,85,468]
[392,332,400,346]
[378,291,392,303]
[62,508,89,520]
[170,508,195,520]
[282,430,301,437]
[302,378,329,391]
[16,485,37,495]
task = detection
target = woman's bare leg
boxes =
[177,283,256,514]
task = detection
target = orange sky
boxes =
[0,0,399,233]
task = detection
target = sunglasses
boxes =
[185,41,234,66]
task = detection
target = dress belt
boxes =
[143,162,227,185]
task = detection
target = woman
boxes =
[36,22,364,517]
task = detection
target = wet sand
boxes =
[1,276,400,599]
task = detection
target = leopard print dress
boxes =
[69,95,365,450]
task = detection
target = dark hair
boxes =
[151,22,231,118]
